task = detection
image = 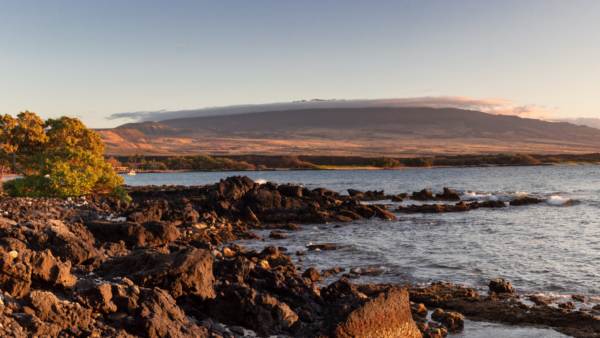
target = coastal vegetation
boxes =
[0,111,130,200]
[363,156,402,168]
[164,155,255,170]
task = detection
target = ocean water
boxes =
[124,165,600,300]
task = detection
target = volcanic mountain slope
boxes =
[97,107,600,156]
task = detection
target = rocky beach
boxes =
[0,174,596,337]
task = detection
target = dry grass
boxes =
[100,133,600,157]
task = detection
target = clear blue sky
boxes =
[1,0,599,128]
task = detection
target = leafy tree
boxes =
[0,111,48,176]
[402,157,434,167]
[1,113,129,201]
[281,156,314,169]
[365,157,403,168]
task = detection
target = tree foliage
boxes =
[402,157,434,167]
[0,112,129,200]
[281,156,314,169]
[364,157,403,168]
[164,155,255,170]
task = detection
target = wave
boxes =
[546,195,571,205]
[463,190,576,206]
[255,179,267,185]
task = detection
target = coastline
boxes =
[116,161,579,174]
[0,175,591,337]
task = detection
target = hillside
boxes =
[98,107,600,156]
[116,121,192,136]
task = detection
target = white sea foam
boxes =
[462,191,496,200]
[255,179,267,185]
[546,196,571,205]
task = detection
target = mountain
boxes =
[116,121,191,136]
[96,107,600,156]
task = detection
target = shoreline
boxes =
[0,176,593,337]
[116,161,596,175]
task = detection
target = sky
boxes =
[1,0,600,128]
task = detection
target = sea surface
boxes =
[124,165,600,302]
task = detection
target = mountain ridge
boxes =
[97,107,600,156]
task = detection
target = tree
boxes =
[1,113,129,201]
[281,156,314,169]
[364,157,402,168]
[0,111,48,177]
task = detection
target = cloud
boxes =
[107,96,561,124]
[174,43,186,47]
[418,89,434,93]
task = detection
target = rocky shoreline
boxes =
[0,176,595,337]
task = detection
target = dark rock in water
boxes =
[329,286,422,338]
[308,244,339,251]
[411,189,435,201]
[397,202,470,214]
[510,197,543,206]
[98,247,215,300]
[347,189,365,198]
[366,190,385,197]
[85,220,180,247]
[391,195,404,202]
[410,303,428,318]
[268,231,287,239]
[399,193,410,198]
[322,267,346,277]
[302,268,322,282]
[572,294,585,303]
[429,308,463,332]
[435,188,461,201]
[469,200,506,208]
[489,278,515,294]
[559,301,575,309]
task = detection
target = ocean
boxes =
[124,165,600,332]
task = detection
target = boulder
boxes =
[29,225,104,266]
[244,189,282,211]
[302,268,322,282]
[126,199,168,223]
[207,285,298,336]
[24,290,92,329]
[0,250,32,298]
[510,197,543,206]
[113,286,208,338]
[77,283,117,314]
[411,189,435,201]
[330,287,422,338]
[435,188,461,201]
[26,249,77,288]
[347,189,365,198]
[99,247,215,300]
[86,220,180,247]
[488,278,515,294]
